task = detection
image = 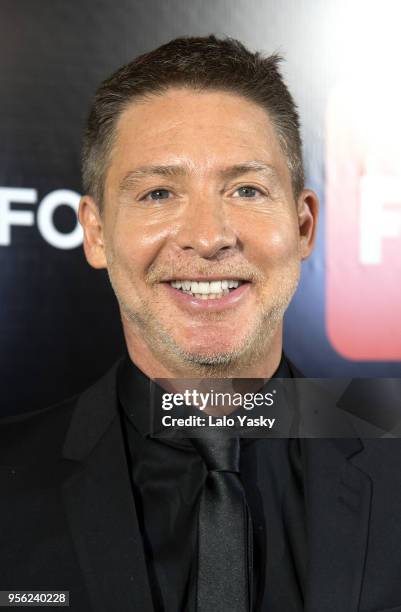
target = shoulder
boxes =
[0,395,78,466]
[0,358,123,466]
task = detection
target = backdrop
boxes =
[1,0,401,416]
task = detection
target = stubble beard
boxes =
[108,263,300,377]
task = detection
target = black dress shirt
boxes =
[117,354,306,611]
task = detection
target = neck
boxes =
[122,319,283,380]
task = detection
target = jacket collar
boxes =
[62,359,123,462]
[60,357,154,612]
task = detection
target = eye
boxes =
[233,185,263,198]
[142,188,171,201]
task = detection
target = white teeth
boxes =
[209,281,221,292]
[170,279,241,294]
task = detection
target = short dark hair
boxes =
[82,35,304,207]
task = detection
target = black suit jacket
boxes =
[2,359,401,612]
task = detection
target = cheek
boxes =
[250,223,300,266]
[106,219,165,275]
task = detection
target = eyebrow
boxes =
[118,161,280,193]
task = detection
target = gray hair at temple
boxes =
[81,35,305,210]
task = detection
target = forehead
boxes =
[107,87,289,184]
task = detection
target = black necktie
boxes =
[191,433,253,611]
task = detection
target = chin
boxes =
[175,337,249,367]
[180,334,243,355]
[178,350,237,370]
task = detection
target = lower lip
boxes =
[162,282,252,312]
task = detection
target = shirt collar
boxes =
[118,351,293,438]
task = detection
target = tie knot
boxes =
[191,434,240,472]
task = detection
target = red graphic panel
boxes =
[326,81,401,360]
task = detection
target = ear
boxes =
[296,189,319,260]
[78,195,107,269]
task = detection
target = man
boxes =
[1,36,401,612]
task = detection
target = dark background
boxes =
[1,0,400,416]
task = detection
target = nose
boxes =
[175,195,238,259]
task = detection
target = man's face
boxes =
[81,88,317,375]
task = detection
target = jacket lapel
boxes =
[60,361,154,612]
[303,438,372,612]
[287,356,373,611]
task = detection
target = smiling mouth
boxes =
[167,279,247,300]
